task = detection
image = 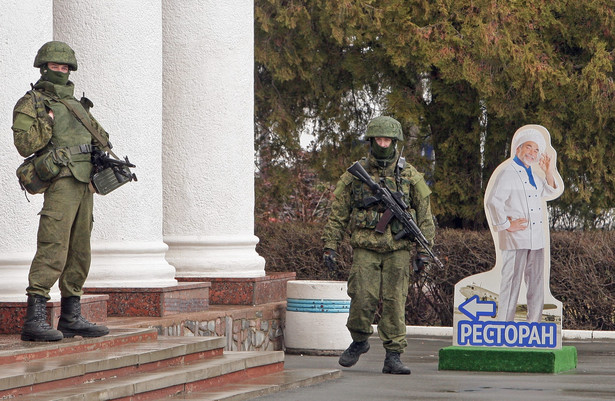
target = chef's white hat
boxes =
[512,127,546,153]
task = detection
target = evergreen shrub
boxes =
[256,220,615,330]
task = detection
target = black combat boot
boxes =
[338,340,370,367]
[382,350,411,374]
[57,296,109,338]
[21,295,63,342]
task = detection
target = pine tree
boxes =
[255,0,615,228]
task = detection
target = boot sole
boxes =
[21,334,63,342]
[382,367,411,374]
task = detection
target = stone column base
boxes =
[177,272,296,306]
[165,235,267,279]
[84,282,210,317]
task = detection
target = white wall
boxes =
[0,1,264,299]
[0,1,54,300]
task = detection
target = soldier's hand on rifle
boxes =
[413,251,431,273]
[323,248,338,271]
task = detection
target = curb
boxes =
[560,329,615,340]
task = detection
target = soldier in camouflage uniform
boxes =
[322,116,436,374]
[12,41,110,341]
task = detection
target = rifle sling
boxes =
[51,95,120,160]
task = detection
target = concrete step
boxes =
[0,327,158,364]
[167,368,342,400]
[1,334,226,399]
[17,350,285,401]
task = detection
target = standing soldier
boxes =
[12,41,110,341]
[322,116,436,374]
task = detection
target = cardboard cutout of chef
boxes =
[453,125,565,349]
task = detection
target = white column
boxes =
[0,1,54,301]
[53,0,177,287]
[162,1,265,278]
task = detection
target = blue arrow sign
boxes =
[459,295,497,321]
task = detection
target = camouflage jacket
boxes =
[12,79,109,183]
[322,152,435,253]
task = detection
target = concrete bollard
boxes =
[285,280,352,355]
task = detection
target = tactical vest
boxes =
[349,158,415,236]
[38,88,93,183]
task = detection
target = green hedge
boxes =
[256,221,615,330]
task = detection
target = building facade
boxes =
[0,0,265,302]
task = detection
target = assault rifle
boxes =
[91,149,137,195]
[347,162,444,268]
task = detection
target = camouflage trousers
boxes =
[27,177,93,299]
[346,248,410,353]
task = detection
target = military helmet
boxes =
[33,41,78,71]
[365,116,403,141]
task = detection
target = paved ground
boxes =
[252,335,615,401]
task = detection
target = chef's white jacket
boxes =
[486,160,557,251]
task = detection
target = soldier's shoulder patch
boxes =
[12,112,35,132]
[403,164,431,198]
[414,178,431,198]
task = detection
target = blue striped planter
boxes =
[285,280,352,355]
[287,298,350,313]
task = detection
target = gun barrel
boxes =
[116,160,136,168]
[103,157,136,168]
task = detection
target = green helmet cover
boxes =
[365,116,403,141]
[33,41,78,71]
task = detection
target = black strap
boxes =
[66,143,93,155]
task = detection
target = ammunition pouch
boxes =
[91,166,133,195]
[16,144,93,196]
[16,155,50,195]
[351,208,381,230]
[33,144,93,182]
[33,150,62,181]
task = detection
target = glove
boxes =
[323,248,338,271]
[413,252,431,273]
